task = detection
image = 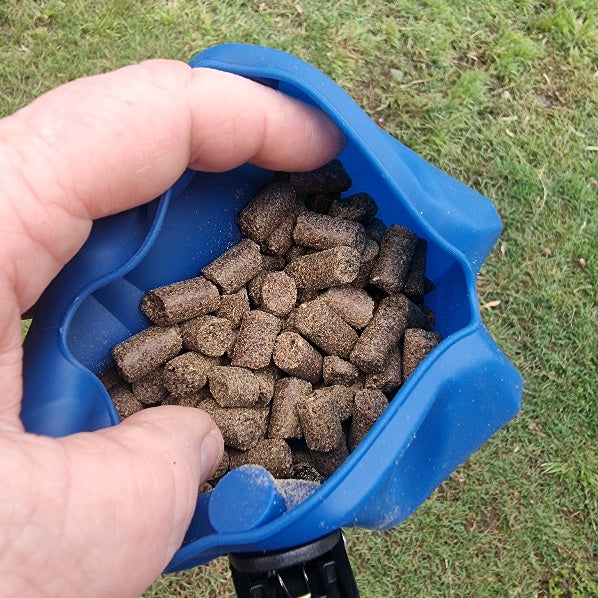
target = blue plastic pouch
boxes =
[21,44,522,572]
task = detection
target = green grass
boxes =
[3,0,597,596]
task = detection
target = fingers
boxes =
[0,406,223,598]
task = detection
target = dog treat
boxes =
[364,348,402,395]
[131,366,167,405]
[140,276,220,327]
[264,213,298,256]
[403,238,428,302]
[321,285,375,329]
[208,449,231,482]
[304,192,339,214]
[246,271,267,306]
[273,331,323,384]
[209,366,260,407]
[268,377,312,439]
[365,217,387,243]
[420,305,435,331]
[328,192,378,225]
[402,328,441,382]
[285,246,361,290]
[167,387,213,407]
[293,300,358,359]
[262,254,287,272]
[353,237,380,288]
[216,287,250,328]
[100,366,122,392]
[253,364,279,405]
[297,391,343,452]
[202,238,263,293]
[292,450,325,484]
[232,310,282,369]
[311,436,350,478]
[348,389,389,450]
[237,181,298,243]
[285,159,352,194]
[112,325,182,383]
[369,224,417,294]
[229,439,293,478]
[180,315,234,357]
[322,356,361,386]
[312,385,354,421]
[198,482,213,495]
[259,271,297,317]
[293,211,366,253]
[284,244,309,264]
[350,295,413,373]
[163,352,216,396]
[208,405,270,451]
[111,386,144,420]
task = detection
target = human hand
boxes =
[0,59,344,598]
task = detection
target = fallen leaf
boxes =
[506,128,516,138]
[580,220,587,233]
[481,299,501,309]
[501,242,507,256]
[578,258,587,269]
[586,146,598,152]
[540,247,552,256]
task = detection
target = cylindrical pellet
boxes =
[348,389,388,450]
[312,385,354,421]
[247,270,267,307]
[166,387,213,407]
[112,325,182,383]
[216,287,250,328]
[322,356,361,386]
[369,224,417,294]
[232,310,282,370]
[295,288,321,305]
[202,239,263,294]
[293,300,358,359]
[261,254,287,272]
[285,246,360,290]
[268,377,312,440]
[264,213,297,256]
[208,405,270,451]
[304,192,339,214]
[140,276,220,326]
[253,364,279,405]
[402,328,442,382]
[353,237,379,288]
[285,159,352,194]
[163,352,216,396]
[131,366,167,405]
[237,181,299,243]
[350,295,412,373]
[293,211,366,253]
[328,192,378,225]
[259,271,297,317]
[364,348,402,396]
[311,436,350,478]
[209,365,260,407]
[229,439,293,479]
[321,285,375,329]
[402,238,428,302]
[273,332,322,384]
[110,386,144,420]
[297,391,342,452]
[365,217,387,243]
[180,315,234,357]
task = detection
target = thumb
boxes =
[0,406,223,598]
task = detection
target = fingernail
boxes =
[200,428,223,478]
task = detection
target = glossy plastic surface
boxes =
[21,44,522,571]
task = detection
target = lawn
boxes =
[2,1,596,596]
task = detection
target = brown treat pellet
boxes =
[293,211,366,253]
[295,288,321,305]
[110,386,144,420]
[365,348,402,395]
[328,192,378,225]
[403,238,428,302]
[259,271,297,317]
[350,294,413,373]
[112,325,182,383]
[322,356,361,386]
[420,305,436,331]
[268,377,312,440]
[199,482,213,494]
[99,366,122,392]
[253,364,279,405]
[237,181,298,243]
[292,449,325,484]
[208,449,230,482]
[167,387,213,407]
[180,315,234,357]
[232,310,282,369]
[273,332,322,384]
[293,300,358,359]
[285,160,352,194]
[246,271,267,307]
[209,405,269,450]
[402,328,441,382]
[285,246,361,290]
[282,309,299,333]
[365,217,387,243]
[140,276,220,326]
[262,254,287,272]
[297,391,342,452]
[216,288,250,328]
[284,244,309,264]
[321,285,375,329]
[163,352,215,396]
[202,239,263,294]
[229,439,293,478]
[369,224,417,294]
[304,192,339,214]
[353,237,379,288]
[264,213,297,256]
[311,436,350,478]
[348,389,388,451]
[312,385,354,421]
[209,365,260,407]
[131,366,167,405]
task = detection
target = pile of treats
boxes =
[103,160,441,488]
